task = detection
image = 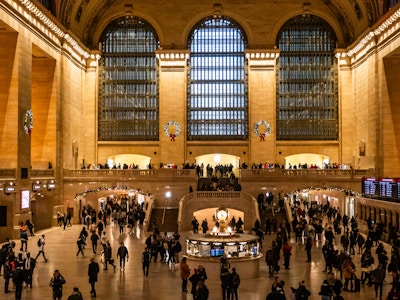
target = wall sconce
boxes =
[32,181,42,192]
[47,180,56,191]
[5,182,16,195]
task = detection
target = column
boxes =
[155,50,190,165]
[245,49,279,164]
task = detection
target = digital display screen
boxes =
[21,190,30,209]
[379,178,397,197]
[362,178,379,195]
[210,248,224,257]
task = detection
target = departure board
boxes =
[362,178,379,195]
[379,178,397,197]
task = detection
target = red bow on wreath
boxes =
[169,134,176,142]
[259,134,265,141]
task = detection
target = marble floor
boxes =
[0,223,394,300]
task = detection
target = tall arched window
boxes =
[276,15,338,140]
[98,17,159,141]
[187,16,248,141]
[384,0,400,13]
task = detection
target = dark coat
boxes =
[88,261,100,283]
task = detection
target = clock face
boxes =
[216,209,228,221]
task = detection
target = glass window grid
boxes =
[187,17,248,141]
[98,17,159,141]
[276,15,338,140]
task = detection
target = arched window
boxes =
[384,0,400,13]
[187,16,248,141]
[276,15,338,140]
[98,17,159,141]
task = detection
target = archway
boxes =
[195,153,240,177]
[107,154,151,169]
[285,153,329,169]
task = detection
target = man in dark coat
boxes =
[23,252,36,288]
[88,257,100,297]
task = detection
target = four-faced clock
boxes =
[215,206,229,222]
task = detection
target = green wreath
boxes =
[164,120,181,141]
[24,109,34,135]
[254,120,271,141]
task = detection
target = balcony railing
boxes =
[0,168,374,181]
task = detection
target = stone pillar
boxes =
[155,50,190,165]
[245,49,279,164]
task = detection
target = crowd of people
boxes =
[4,191,400,299]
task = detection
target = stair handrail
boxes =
[162,198,168,225]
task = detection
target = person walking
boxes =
[49,270,66,300]
[76,236,85,257]
[88,257,100,297]
[104,242,116,270]
[142,247,151,277]
[35,234,48,262]
[371,264,386,300]
[90,231,99,254]
[67,287,83,300]
[180,256,190,293]
[228,267,240,300]
[117,241,129,270]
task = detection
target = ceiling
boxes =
[53,0,385,49]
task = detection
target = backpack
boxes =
[232,274,240,286]
[37,239,42,247]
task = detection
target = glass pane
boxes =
[187,17,248,141]
[98,17,159,141]
[276,15,338,140]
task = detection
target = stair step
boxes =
[148,208,178,233]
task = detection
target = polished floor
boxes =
[0,222,394,300]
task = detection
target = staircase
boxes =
[261,206,289,230]
[148,208,179,233]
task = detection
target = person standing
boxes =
[3,258,12,293]
[192,217,199,234]
[13,266,24,300]
[26,219,35,236]
[305,236,312,262]
[67,287,83,300]
[189,269,201,298]
[88,258,100,297]
[49,270,66,300]
[142,247,151,277]
[23,252,36,288]
[19,222,28,251]
[201,219,209,234]
[220,255,231,300]
[228,267,240,300]
[196,280,209,300]
[283,241,292,269]
[180,256,190,293]
[35,234,48,262]
[117,241,129,270]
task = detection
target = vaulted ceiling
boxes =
[53,0,386,50]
